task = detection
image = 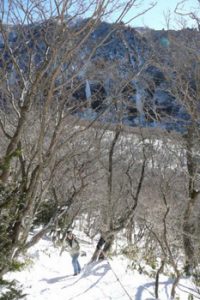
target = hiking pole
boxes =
[106,258,133,300]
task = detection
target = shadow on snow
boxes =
[63,261,110,299]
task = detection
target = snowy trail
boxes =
[3,234,200,300]
[4,237,132,300]
[33,260,131,300]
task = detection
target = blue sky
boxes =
[1,0,199,29]
[126,0,198,29]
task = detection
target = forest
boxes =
[0,1,200,299]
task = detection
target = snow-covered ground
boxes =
[2,231,200,300]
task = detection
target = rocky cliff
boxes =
[0,18,199,133]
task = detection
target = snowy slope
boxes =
[3,233,200,300]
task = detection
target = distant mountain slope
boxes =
[0,18,199,132]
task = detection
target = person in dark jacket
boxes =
[61,230,81,275]
[90,226,115,262]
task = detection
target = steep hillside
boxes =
[0,18,199,132]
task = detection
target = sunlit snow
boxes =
[3,231,199,300]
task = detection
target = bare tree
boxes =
[167,31,200,273]
[0,0,157,276]
[90,124,148,261]
[175,0,200,30]
[143,18,200,273]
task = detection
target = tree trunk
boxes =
[126,218,134,244]
[182,127,199,273]
[155,260,165,299]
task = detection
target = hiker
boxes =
[61,230,81,276]
[91,226,114,262]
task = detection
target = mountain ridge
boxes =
[0,18,199,133]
